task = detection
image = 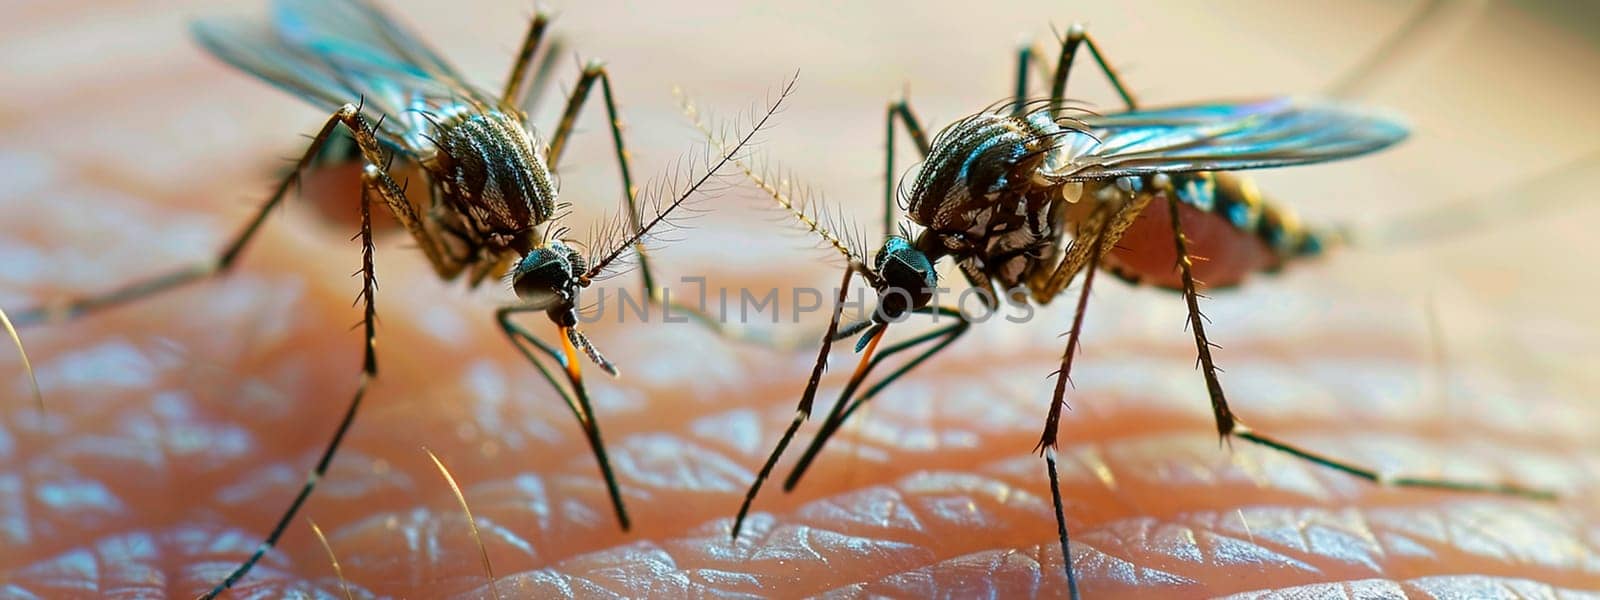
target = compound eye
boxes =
[511,247,574,309]
[874,239,937,321]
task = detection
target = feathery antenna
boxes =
[582,74,800,281]
[679,86,870,267]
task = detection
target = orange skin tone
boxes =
[2,1,1598,597]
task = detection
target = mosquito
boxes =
[5,0,789,596]
[697,22,1557,599]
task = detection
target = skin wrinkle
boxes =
[6,286,1593,598]
[4,0,1600,598]
[1217,576,1600,599]
[847,502,1588,595]
[12,284,1600,598]
[585,448,1574,595]
[750,383,1583,511]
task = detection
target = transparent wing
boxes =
[1049,97,1408,181]
[192,0,499,147]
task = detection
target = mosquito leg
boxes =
[1045,449,1079,598]
[1017,36,1079,112]
[1166,194,1236,442]
[1032,193,1150,303]
[782,305,971,492]
[1034,234,1102,600]
[373,159,463,280]
[10,103,395,328]
[200,153,385,600]
[522,35,566,116]
[496,305,632,529]
[500,11,552,108]
[545,62,739,334]
[795,306,971,468]
[302,129,361,170]
[1235,429,1556,498]
[1012,43,1035,116]
[884,99,932,237]
[731,267,857,539]
[1049,24,1139,114]
[544,63,664,307]
[1036,234,1102,455]
[1164,195,1556,501]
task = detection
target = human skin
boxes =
[2,1,1598,598]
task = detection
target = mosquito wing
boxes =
[192,0,501,149]
[1048,97,1408,181]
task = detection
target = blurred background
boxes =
[1,0,1596,597]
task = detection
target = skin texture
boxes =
[2,0,1599,598]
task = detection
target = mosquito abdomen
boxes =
[1099,172,1327,289]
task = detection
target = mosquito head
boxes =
[870,235,937,322]
[510,238,619,379]
[511,239,585,325]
